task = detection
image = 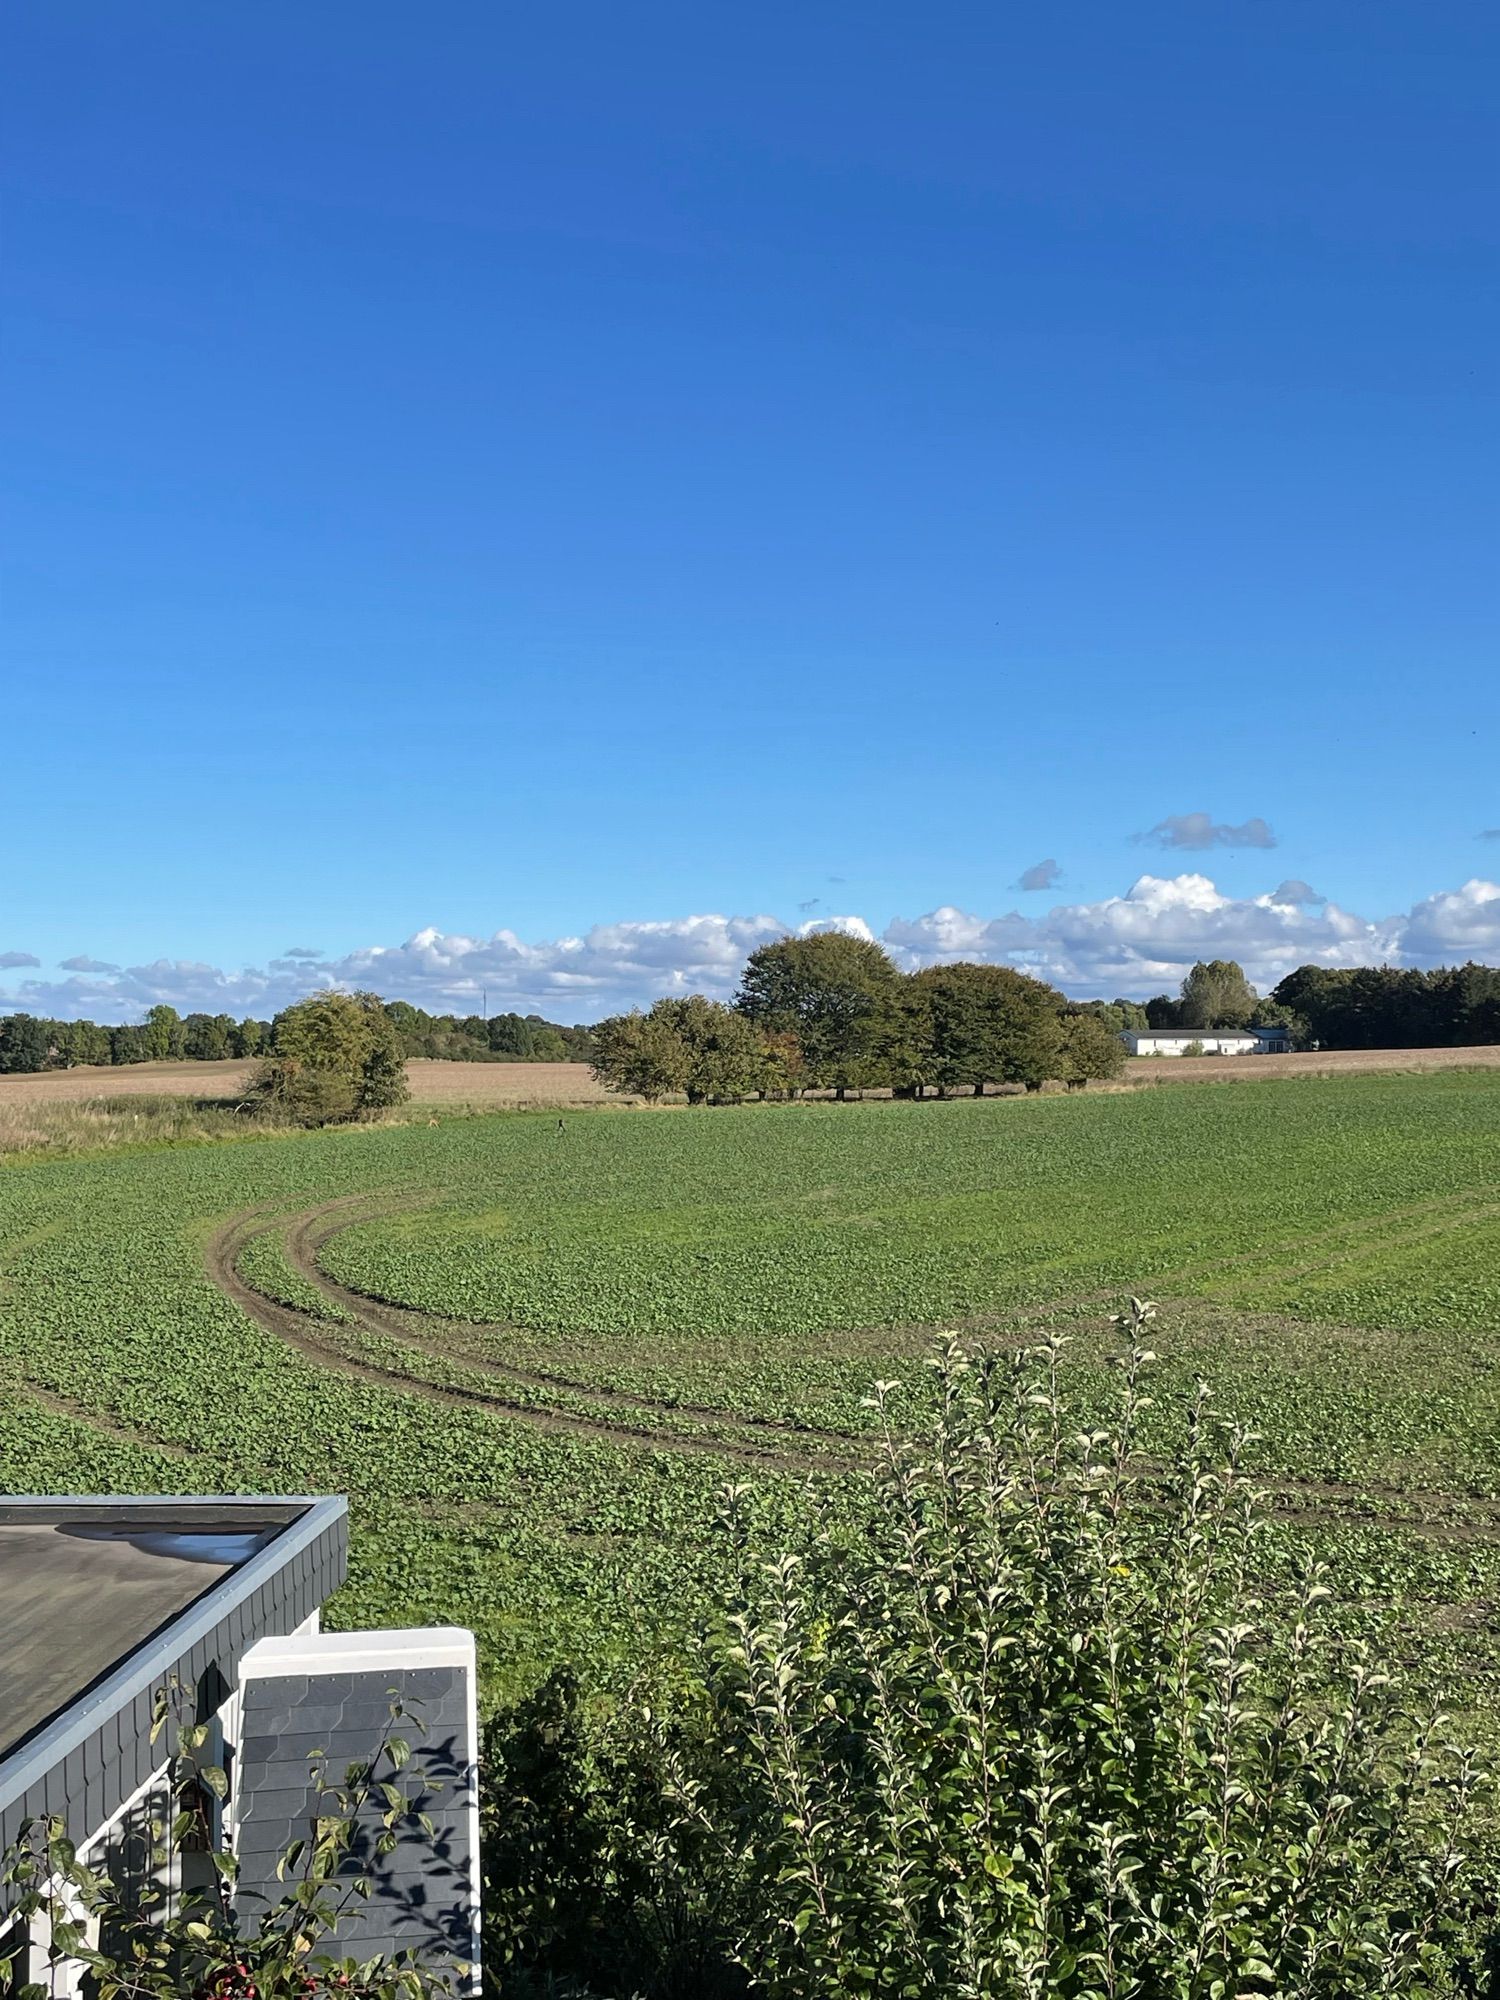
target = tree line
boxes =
[3,955,1496,1085]
[590,933,1128,1102]
[1133,956,1500,1048]
[590,941,1500,1105]
[0,1000,593,1075]
[1263,960,1500,1049]
[382,1002,594,1064]
[0,1004,270,1073]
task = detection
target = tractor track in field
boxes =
[283,1196,869,1456]
[206,1203,863,1475]
[203,1193,1500,1548]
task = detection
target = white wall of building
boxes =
[1123,1032,1266,1057]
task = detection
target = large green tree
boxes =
[1178,958,1258,1029]
[109,1023,150,1064]
[1076,996,1150,1034]
[181,1011,234,1061]
[592,998,778,1104]
[143,1003,184,1060]
[0,1014,51,1073]
[1057,1006,1128,1084]
[735,933,903,1096]
[590,1007,693,1101]
[488,1012,569,1061]
[668,995,769,1104]
[228,1016,269,1058]
[910,961,1066,1094]
[54,1018,112,1066]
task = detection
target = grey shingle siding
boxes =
[234,1665,476,1973]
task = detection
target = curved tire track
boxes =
[208,1204,859,1474]
[286,1195,868,1456]
[209,1196,1500,1546]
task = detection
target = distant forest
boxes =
[0,1000,594,1075]
[1,956,1497,1081]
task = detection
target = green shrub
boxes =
[484,1308,1489,1997]
[244,1053,361,1125]
[246,992,409,1126]
[700,1310,1484,1996]
[481,1670,751,1999]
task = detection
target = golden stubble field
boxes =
[0,1058,614,1105]
[1121,1043,1500,1084]
[2,1045,1498,1111]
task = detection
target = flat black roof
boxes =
[0,1496,348,1883]
[0,1500,312,1763]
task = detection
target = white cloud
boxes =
[1399,879,1500,961]
[796,913,877,943]
[2,878,1497,1022]
[885,875,1399,994]
[59,955,120,974]
[330,914,795,1013]
[1138,812,1277,851]
[0,951,41,970]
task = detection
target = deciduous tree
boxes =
[0,1014,50,1073]
[590,1009,692,1101]
[1179,958,1257,1029]
[181,1011,234,1061]
[143,1003,183,1060]
[251,992,409,1124]
[228,1016,269,1058]
[1056,1006,1127,1083]
[56,1018,112,1066]
[910,962,1066,1095]
[735,933,903,1097]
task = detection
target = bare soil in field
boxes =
[0,1058,613,1106]
[1121,1043,1500,1085]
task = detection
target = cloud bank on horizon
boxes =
[4,873,1500,1026]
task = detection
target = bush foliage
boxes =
[247,991,410,1126]
[485,1309,1487,1997]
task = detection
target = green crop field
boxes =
[3,1071,1500,1716]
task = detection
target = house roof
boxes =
[0,1496,347,1881]
[1130,1028,1260,1039]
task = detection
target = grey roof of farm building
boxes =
[0,1496,347,1892]
[1132,1027,1259,1037]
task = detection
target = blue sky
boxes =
[4,2,1498,1019]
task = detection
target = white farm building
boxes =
[1122,1027,1291,1058]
